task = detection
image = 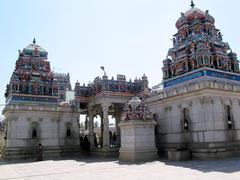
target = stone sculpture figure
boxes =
[121,96,152,121]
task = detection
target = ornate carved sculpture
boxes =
[121,97,152,121]
[162,2,240,80]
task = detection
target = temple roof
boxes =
[176,1,215,29]
[22,38,48,58]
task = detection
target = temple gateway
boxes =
[2,1,240,160]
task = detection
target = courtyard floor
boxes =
[0,156,240,180]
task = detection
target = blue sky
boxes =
[0,0,239,117]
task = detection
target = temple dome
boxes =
[176,3,215,29]
[184,7,205,21]
[22,38,48,58]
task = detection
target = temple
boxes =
[5,39,71,105]
[2,1,240,160]
[148,1,240,160]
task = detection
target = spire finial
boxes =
[33,38,36,44]
[190,0,195,8]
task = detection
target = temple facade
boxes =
[2,1,240,160]
[148,1,240,159]
[2,40,80,159]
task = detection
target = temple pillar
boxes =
[116,127,121,146]
[115,106,123,146]
[88,107,94,150]
[101,103,110,148]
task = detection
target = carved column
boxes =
[101,103,110,148]
[88,106,94,150]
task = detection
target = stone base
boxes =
[118,120,158,162]
[167,150,190,161]
[3,145,83,160]
[160,141,240,160]
[191,150,240,160]
[119,149,158,162]
[3,146,61,160]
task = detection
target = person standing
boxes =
[37,143,43,161]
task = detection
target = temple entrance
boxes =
[78,103,124,157]
[74,74,148,157]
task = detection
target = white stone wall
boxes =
[148,80,240,158]
[2,104,81,159]
[0,128,5,153]
[58,110,80,147]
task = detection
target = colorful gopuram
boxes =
[5,39,71,105]
[162,1,240,89]
[74,73,148,107]
[2,40,80,159]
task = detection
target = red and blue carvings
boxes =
[5,39,70,105]
[162,2,240,83]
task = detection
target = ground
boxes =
[0,157,240,180]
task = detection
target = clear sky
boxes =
[0,0,239,117]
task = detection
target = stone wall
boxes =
[148,80,240,159]
[2,104,81,159]
[0,128,5,154]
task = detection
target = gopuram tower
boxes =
[148,1,240,159]
[2,39,80,159]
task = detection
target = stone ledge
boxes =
[148,80,240,102]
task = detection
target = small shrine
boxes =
[118,97,157,162]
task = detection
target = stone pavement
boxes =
[0,157,240,180]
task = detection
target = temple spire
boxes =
[190,0,195,8]
[33,38,36,44]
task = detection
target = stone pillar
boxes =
[115,108,122,146]
[101,103,110,148]
[88,107,94,150]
